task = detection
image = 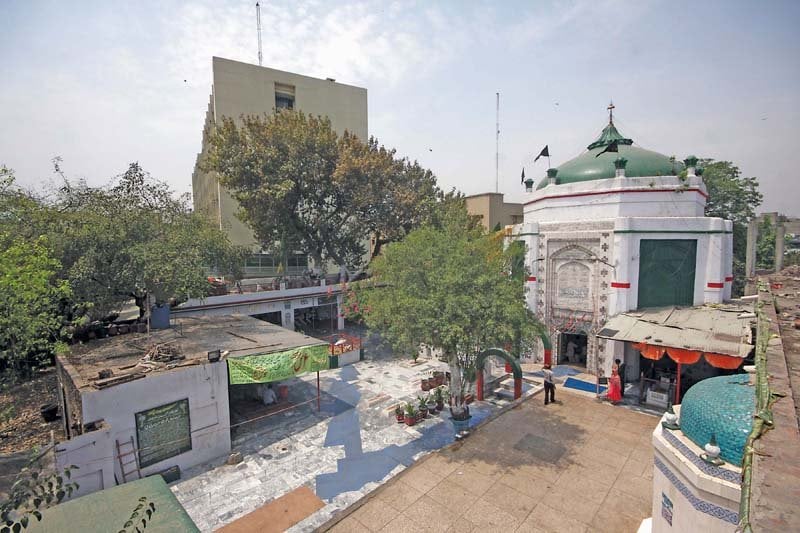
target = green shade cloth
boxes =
[227,343,330,384]
[27,475,199,533]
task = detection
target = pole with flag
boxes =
[520,167,525,185]
[534,145,550,168]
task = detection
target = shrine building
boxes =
[511,107,734,379]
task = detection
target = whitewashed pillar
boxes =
[610,219,633,314]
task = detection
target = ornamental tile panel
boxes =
[662,430,741,484]
[654,457,739,525]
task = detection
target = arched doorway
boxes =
[558,330,588,367]
[476,348,523,400]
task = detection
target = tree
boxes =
[0,462,78,532]
[699,160,762,296]
[203,110,440,272]
[756,216,775,269]
[347,198,544,419]
[0,235,71,378]
[1,163,246,324]
[335,135,439,260]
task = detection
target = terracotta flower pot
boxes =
[396,413,405,423]
[404,415,416,426]
[421,379,431,391]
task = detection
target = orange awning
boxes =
[633,342,666,361]
[704,352,744,370]
[665,347,702,365]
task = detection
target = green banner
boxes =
[227,343,330,384]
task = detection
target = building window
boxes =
[275,94,294,110]
[275,83,295,111]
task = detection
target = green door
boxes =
[637,239,697,308]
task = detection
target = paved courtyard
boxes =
[170,351,527,531]
[325,388,659,533]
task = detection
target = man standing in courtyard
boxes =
[543,364,556,405]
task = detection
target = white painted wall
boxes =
[80,361,231,483]
[651,414,740,533]
[54,422,116,499]
[511,171,733,375]
[524,175,707,222]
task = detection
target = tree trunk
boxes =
[448,361,470,420]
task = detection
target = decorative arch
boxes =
[476,348,523,400]
[550,243,595,260]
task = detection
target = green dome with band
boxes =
[537,121,684,189]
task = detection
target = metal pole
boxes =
[495,92,500,193]
[675,362,682,405]
[256,2,263,66]
[317,371,321,411]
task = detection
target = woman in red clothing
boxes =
[607,367,623,404]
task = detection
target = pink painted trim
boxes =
[707,282,724,289]
[524,187,708,206]
[611,282,631,288]
[725,276,734,282]
[527,276,537,282]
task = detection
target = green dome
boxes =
[680,374,754,465]
[537,122,684,189]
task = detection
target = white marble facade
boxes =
[511,168,733,377]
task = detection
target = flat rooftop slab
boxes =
[61,314,322,390]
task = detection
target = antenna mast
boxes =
[495,92,500,193]
[256,2,263,66]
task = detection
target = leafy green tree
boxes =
[347,199,544,418]
[699,160,762,296]
[756,216,776,269]
[0,234,71,377]
[203,110,440,272]
[0,463,78,532]
[335,135,439,260]
[1,163,246,324]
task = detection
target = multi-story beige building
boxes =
[464,192,524,231]
[192,57,368,276]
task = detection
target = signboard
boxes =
[135,399,192,468]
[227,344,330,385]
[661,492,673,526]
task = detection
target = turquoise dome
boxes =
[537,122,684,189]
[680,374,754,465]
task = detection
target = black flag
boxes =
[595,140,618,157]
[534,145,549,162]
[521,167,525,184]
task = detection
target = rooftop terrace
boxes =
[60,315,323,391]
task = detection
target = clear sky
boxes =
[2,0,799,214]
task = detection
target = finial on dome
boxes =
[614,157,628,178]
[546,168,558,185]
[607,100,615,124]
[684,155,698,177]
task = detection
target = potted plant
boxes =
[434,386,445,412]
[394,404,405,423]
[421,376,431,391]
[426,392,437,413]
[404,403,417,426]
[417,396,428,419]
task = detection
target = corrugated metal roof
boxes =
[597,304,755,358]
